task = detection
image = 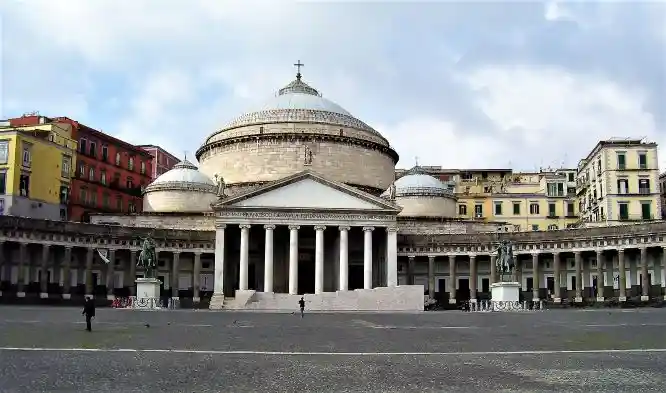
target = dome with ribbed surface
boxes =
[144,159,217,194]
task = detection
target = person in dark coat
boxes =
[298,297,305,318]
[82,297,96,331]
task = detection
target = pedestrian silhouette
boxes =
[298,297,305,318]
[82,297,96,332]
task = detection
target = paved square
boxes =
[2,307,666,392]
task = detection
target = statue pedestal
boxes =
[491,281,521,311]
[134,278,162,310]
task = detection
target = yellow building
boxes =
[0,122,77,220]
[577,139,661,225]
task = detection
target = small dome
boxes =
[383,166,454,198]
[144,159,217,194]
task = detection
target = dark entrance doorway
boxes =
[298,259,315,294]
[158,275,165,296]
[546,276,555,293]
[458,278,470,301]
[349,265,363,290]
[249,264,256,290]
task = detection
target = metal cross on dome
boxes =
[294,60,304,79]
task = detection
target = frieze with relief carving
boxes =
[215,210,395,222]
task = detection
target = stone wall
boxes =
[396,195,457,218]
[90,213,215,231]
[397,217,501,235]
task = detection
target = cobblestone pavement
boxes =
[2,307,666,392]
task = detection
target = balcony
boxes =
[547,214,559,219]
[618,214,655,222]
[639,188,651,195]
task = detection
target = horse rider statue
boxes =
[495,239,516,282]
[137,236,158,278]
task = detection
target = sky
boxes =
[1,0,665,171]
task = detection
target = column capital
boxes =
[468,253,477,259]
[531,251,539,257]
[43,244,51,249]
[173,251,181,256]
[640,246,648,253]
[596,249,604,255]
[216,224,227,230]
[386,226,399,233]
[64,245,73,251]
[288,225,300,231]
[408,255,416,260]
[130,249,137,255]
[428,255,436,260]
[448,254,456,260]
[618,247,626,254]
[338,226,351,231]
[264,224,276,230]
[574,250,582,256]
[314,225,326,231]
[194,251,202,256]
[239,224,251,230]
[362,226,375,232]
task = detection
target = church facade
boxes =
[0,68,665,310]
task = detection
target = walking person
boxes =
[298,297,305,318]
[82,297,96,331]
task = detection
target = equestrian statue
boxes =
[137,236,158,279]
[495,239,516,282]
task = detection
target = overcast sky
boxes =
[1,1,664,171]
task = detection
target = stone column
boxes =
[640,247,649,301]
[531,252,539,301]
[448,255,456,304]
[362,227,374,290]
[85,247,94,296]
[314,226,325,294]
[238,224,251,291]
[427,255,436,299]
[212,225,226,306]
[386,227,398,287]
[618,248,627,301]
[596,250,604,301]
[469,254,477,303]
[62,246,72,299]
[288,225,300,295]
[490,254,497,284]
[171,252,180,299]
[553,252,561,302]
[193,252,202,301]
[0,241,4,296]
[40,244,50,298]
[263,225,276,293]
[407,255,415,285]
[662,247,666,301]
[106,249,116,300]
[338,226,350,291]
[574,251,583,302]
[17,243,27,297]
[129,250,137,296]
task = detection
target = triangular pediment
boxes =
[214,171,399,212]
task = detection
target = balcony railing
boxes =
[618,214,655,221]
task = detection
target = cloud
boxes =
[1,1,664,174]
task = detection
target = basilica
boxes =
[0,68,665,310]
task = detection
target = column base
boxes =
[39,292,48,299]
[470,298,477,304]
[448,298,456,304]
[0,290,2,297]
[596,297,605,302]
[62,294,71,300]
[17,292,26,298]
[532,298,540,302]
[107,294,115,300]
[193,296,200,303]
[209,293,225,310]
[553,297,561,303]
[641,295,649,302]
[574,297,583,303]
[619,296,627,302]
[171,297,180,301]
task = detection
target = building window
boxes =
[128,201,137,213]
[531,224,539,231]
[548,224,558,230]
[100,170,107,185]
[89,167,95,182]
[128,157,134,171]
[513,225,521,232]
[548,203,556,217]
[567,172,574,182]
[89,142,97,157]
[126,177,134,188]
[90,191,97,207]
[102,145,109,161]
[513,202,520,215]
[566,201,575,216]
[19,174,30,197]
[116,196,123,211]
[618,202,629,220]
[22,145,31,167]
[639,179,651,194]
[474,204,483,218]
[0,141,8,164]
[458,204,467,215]
[80,188,88,204]
[529,203,540,215]
[641,202,652,220]
[617,179,629,194]
[113,172,120,187]
[547,183,564,197]
[617,153,626,170]
[79,163,85,178]
[79,139,87,154]
[140,161,146,175]
[639,153,647,169]
[61,155,72,178]
[115,152,121,166]
[0,172,6,194]
[103,193,110,208]
[59,185,69,204]
[494,202,502,215]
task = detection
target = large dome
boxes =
[143,159,218,213]
[196,65,399,196]
[383,166,457,218]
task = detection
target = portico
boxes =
[207,170,415,310]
